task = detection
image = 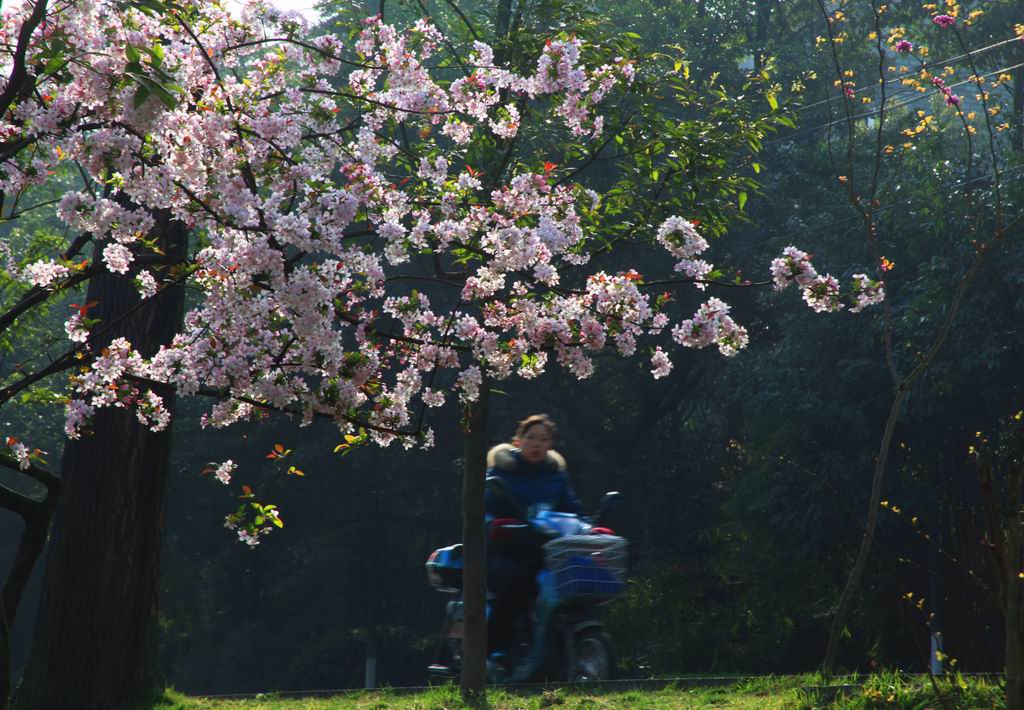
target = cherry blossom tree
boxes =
[0,0,886,702]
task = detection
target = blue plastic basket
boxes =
[544,535,628,604]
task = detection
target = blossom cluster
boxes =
[771,247,885,314]
[0,1,884,540]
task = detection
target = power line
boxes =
[793,34,1020,116]
[767,60,1024,145]
[720,162,1024,261]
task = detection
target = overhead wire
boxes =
[765,60,1024,145]
[717,161,1024,262]
[791,34,1021,115]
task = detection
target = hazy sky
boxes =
[227,0,321,21]
[3,0,321,21]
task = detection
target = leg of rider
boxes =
[487,555,519,655]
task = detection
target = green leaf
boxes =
[43,56,65,74]
[738,191,748,211]
[146,42,165,66]
[125,45,141,64]
[133,85,150,109]
[766,92,778,111]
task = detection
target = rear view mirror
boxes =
[593,491,622,524]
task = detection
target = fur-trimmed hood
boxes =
[487,442,566,472]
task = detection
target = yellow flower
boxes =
[868,31,877,39]
[862,96,872,103]
[966,111,975,120]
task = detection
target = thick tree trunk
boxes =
[460,381,489,702]
[15,214,187,710]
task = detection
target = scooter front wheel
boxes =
[567,629,615,682]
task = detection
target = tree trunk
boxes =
[1005,466,1024,710]
[823,386,908,677]
[460,380,489,702]
[0,467,59,710]
[15,213,187,710]
[1012,15,1023,154]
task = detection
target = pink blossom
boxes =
[11,441,31,470]
[770,246,818,290]
[850,274,886,312]
[64,313,89,343]
[894,40,913,52]
[210,460,236,485]
[802,274,844,313]
[656,216,708,259]
[102,243,133,274]
[650,347,672,379]
[933,14,956,28]
[22,259,70,288]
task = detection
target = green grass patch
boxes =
[155,673,1004,710]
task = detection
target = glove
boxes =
[488,518,530,541]
[590,526,615,536]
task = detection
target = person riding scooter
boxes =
[425,416,625,682]
[485,414,586,660]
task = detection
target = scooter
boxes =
[425,478,626,683]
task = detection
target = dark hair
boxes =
[514,413,557,441]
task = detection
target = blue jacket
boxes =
[485,443,583,523]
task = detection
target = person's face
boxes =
[515,424,553,465]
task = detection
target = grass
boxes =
[154,673,1005,709]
